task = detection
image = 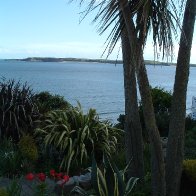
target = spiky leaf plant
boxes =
[0,79,38,141]
[35,105,122,173]
[71,154,139,196]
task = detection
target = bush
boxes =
[34,91,71,114]
[0,138,22,177]
[185,127,196,159]
[183,160,196,183]
[18,135,38,161]
[139,87,172,137]
[0,188,8,196]
[0,79,38,141]
[116,87,172,137]
[35,105,122,173]
[181,160,196,196]
[185,116,196,131]
[149,87,172,114]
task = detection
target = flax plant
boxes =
[35,104,122,173]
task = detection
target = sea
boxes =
[0,60,196,123]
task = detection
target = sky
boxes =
[0,0,196,63]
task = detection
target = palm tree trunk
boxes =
[121,28,144,179]
[166,1,196,195]
[136,58,166,196]
[119,1,166,195]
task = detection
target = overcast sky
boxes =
[0,0,195,63]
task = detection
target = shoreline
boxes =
[3,57,196,67]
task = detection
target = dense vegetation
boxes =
[0,79,195,195]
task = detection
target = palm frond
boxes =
[74,0,184,59]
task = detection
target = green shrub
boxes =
[181,159,196,195]
[185,127,196,159]
[183,159,196,183]
[35,105,122,173]
[185,116,196,131]
[0,188,8,196]
[117,87,172,137]
[6,179,22,196]
[0,79,38,141]
[72,154,139,196]
[0,138,22,177]
[111,148,126,170]
[139,87,172,137]
[18,135,38,161]
[149,87,172,114]
[35,91,71,114]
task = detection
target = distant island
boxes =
[5,57,196,67]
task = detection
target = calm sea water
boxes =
[0,60,196,122]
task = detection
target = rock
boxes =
[0,177,57,196]
[55,172,92,195]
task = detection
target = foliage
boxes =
[0,188,8,196]
[0,78,38,141]
[185,116,196,131]
[183,160,196,183]
[72,154,139,196]
[139,87,172,137]
[34,91,71,114]
[181,159,196,196]
[18,135,38,161]
[0,138,22,177]
[33,144,59,173]
[117,87,196,138]
[35,105,122,173]
[111,148,126,171]
[24,170,69,195]
[184,127,196,159]
[92,154,138,196]
[115,114,125,130]
[77,0,180,58]
[149,87,172,114]
[6,179,22,196]
[117,87,172,137]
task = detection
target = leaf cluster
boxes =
[34,91,71,114]
[0,79,38,141]
[72,154,138,196]
[35,105,122,173]
[77,0,183,59]
[0,138,22,177]
[183,159,196,183]
[18,135,38,161]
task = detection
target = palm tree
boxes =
[121,28,144,179]
[118,2,167,194]
[88,1,177,195]
[166,1,196,195]
[73,0,195,195]
[79,0,146,179]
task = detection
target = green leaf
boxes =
[124,177,139,196]
[91,154,100,195]
[103,154,115,196]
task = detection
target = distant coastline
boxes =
[4,57,196,67]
